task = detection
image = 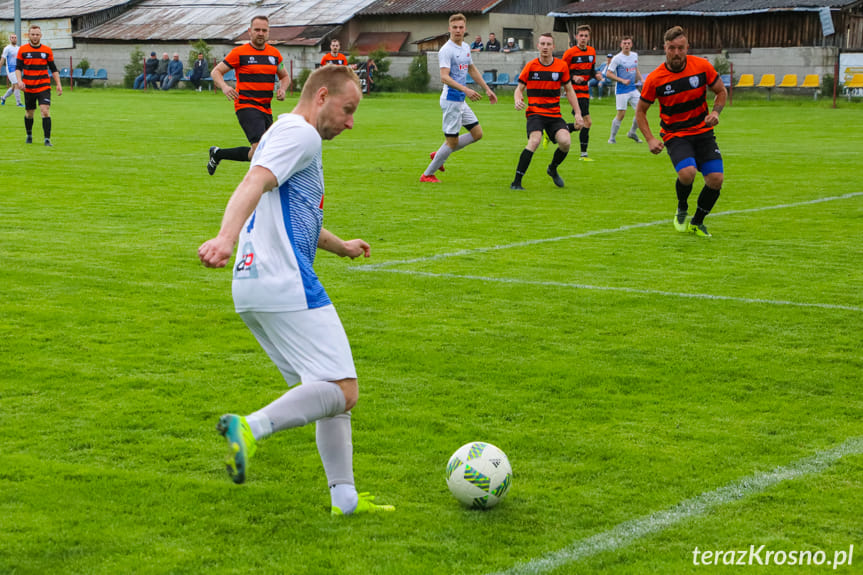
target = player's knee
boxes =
[334,378,358,411]
[705,172,724,189]
[556,134,572,152]
[470,126,483,142]
[677,167,697,185]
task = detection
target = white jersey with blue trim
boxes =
[232,113,330,312]
[2,44,18,74]
[439,40,471,103]
[609,51,639,95]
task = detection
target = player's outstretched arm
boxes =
[318,229,370,259]
[467,64,496,104]
[198,166,277,268]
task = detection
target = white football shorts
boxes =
[6,71,17,84]
[616,90,641,111]
[441,99,478,136]
[239,304,357,386]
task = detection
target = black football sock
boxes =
[579,128,590,154]
[690,185,721,226]
[513,149,534,183]
[25,116,34,136]
[216,146,252,162]
[550,148,568,169]
[42,117,52,140]
[676,179,693,212]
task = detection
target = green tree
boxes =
[404,53,430,92]
[124,47,145,88]
[188,39,211,69]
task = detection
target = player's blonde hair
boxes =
[449,13,466,24]
[664,26,686,43]
[300,65,361,102]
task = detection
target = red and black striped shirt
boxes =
[561,44,596,100]
[640,56,719,141]
[517,57,571,118]
[17,43,57,93]
[223,43,282,114]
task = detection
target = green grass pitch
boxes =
[0,87,861,574]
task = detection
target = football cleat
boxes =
[510,181,525,191]
[25,135,32,144]
[541,132,549,149]
[578,155,594,162]
[332,492,395,516]
[0,97,4,105]
[44,139,52,147]
[419,174,440,183]
[674,210,689,232]
[207,146,220,175]
[429,151,445,172]
[608,138,616,144]
[688,222,712,237]
[547,165,564,188]
[627,131,643,143]
[217,414,257,484]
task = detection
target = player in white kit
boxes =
[606,36,643,144]
[420,13,497,182]
[0,33,22,107]
[198,65,395,516]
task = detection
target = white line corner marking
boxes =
[487,436,863,575]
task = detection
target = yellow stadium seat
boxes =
[778,74,798,88]
[757,74,776,88]
[800,74,820,88]
[846,73,863,100]
[735,73,754,88]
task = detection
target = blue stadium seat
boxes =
[482,71,494,84]
[223,69,236,82]
[83,68,97,80]
[95,69,108,81]
[72,68,84,80]
[492,72,510,87]
[58,67,70,79]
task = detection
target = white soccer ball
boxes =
[446,442,513,509]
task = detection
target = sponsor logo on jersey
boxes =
[234,242,259,279]
[690,76,700,88]
[269,56,276,65]
[552,72,559,81]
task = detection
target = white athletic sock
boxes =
[256,380,346,433]
[424,142,454,176]
[330,482,358,514]
[629,117,639,135]
[454,132,475,151]
[245,412,273,440]
[317,412,354,487]
[610,118,622,140]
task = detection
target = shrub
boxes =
[404,53,430,92]
[78,58,90,72]
[124,47,145,88]
[712,54,730,76]
[188,39,211,69]
[296,68,312,90]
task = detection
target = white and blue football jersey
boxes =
[439,40,472,103]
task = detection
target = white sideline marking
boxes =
[361,269,863,312]
[487,436,863,575]
[361,192,863,271]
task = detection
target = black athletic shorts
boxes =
[526,114,568,143]
[665,130,724,174]
[236,108,273,144]
[24,90,51,110]
[572,97,589,118]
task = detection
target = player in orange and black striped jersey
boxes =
[636,26,727,237]
[561,25,604,160]
[321,40,350,67]
[510,33,583,191]
[207,15,290,175]
[16,25,62,146]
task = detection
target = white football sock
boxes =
[454,132,475,151]
[317,412,354,487]
[245,412,273,440]
[424,142,454,176]
[330,482,358,513]
[629,117,639,135]
[610,118,622,140]
[255,380,346,433]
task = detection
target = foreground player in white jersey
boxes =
[606,35,643,144]
[0,33,22,106]
[198,65,395,516]
[420,12,497,182]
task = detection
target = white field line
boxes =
[487,436,863,575]
[360,269,863,312]
[360,192,863,271]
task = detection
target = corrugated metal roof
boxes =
[268,0,380,26]
[357,0,505,17]
[551,0,862,16]
[234,24,338,47]
[352,31,409,53]
[0,0,133,19]
[74,1,278,41]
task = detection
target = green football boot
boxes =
[688,222,712,237]
[216,414,257,484]
[331,492,396,516]
[674,210,689,232]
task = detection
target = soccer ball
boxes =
[446,442,512,509]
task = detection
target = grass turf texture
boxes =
[0,88,861,574]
